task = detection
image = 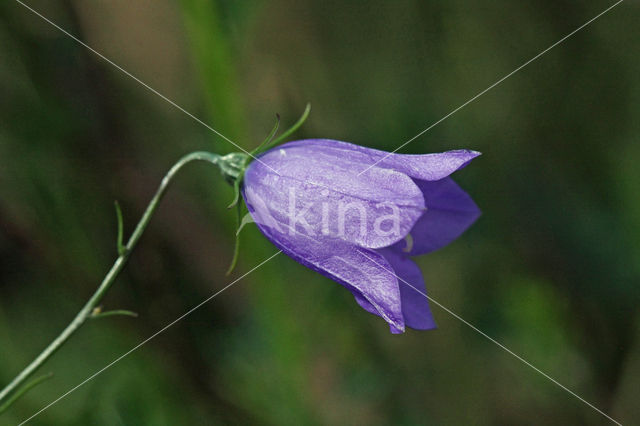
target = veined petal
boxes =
[377,248,436,330]
[394,177,481,256]
[242,199,405,333]
[354,248,436,331]
[244,146,425,249]
[281,139,480,181]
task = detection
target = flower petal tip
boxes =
[452,149,482,159]
[447,149,482,173]
[390,323,406,334]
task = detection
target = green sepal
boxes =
[236,212,254,236]
[252,103,311,156]
[250,114,281,155]
[227,178,241,209]
[225,201,244,275]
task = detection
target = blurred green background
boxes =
[1,0,639,424]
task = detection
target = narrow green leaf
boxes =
[0,373,53,414]
[114,201,125,256]
[90,309,138,319]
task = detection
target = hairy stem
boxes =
[0,151,222,411]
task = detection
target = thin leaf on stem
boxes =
[114,201,125,256]
[0,373,53,414]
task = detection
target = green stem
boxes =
[0,151,222,410]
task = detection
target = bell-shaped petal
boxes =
[244,143,425,249]
[241,139,480,334]
[355,247,436,331]
[393,177,480,256]
[281,139,480,181]
[241,199,406,332]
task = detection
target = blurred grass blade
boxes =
[180,0,246,146]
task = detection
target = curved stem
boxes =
[0,151,222,410]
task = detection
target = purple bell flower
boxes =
[242,139,480,333]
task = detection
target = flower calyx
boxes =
[218,152,250,186]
